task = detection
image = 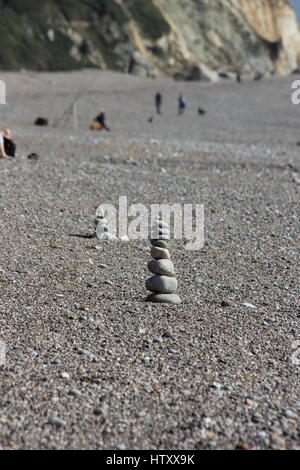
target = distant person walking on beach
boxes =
[90,111,110,131]
[155,92,162,114]
[178,94,186,115]
[0,128,15,158]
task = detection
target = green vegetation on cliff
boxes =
[0,0,131,71]
[125,0,170,40]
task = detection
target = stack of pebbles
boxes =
[145,218,181,305]
[94,209,118,241]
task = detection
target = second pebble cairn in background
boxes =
[94,208,129,242]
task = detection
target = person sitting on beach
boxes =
[90,111,110,131]
[0,128,15,158]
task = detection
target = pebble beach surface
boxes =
[0,70,299,449]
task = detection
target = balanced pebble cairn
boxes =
[145,218,181,305]
[94,209,118,241]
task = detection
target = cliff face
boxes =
[232,0,300,74]
[152,0,300,78]
[0,0,299,79]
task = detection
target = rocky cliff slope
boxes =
[0,0,299,79]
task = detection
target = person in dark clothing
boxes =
[0,128,15,158]
[91,111,110,131]
[254,72,263,81]
[155,92,162,114]
[178,94,186,115]
[96,111,110,131]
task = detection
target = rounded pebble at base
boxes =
[146,293,182,305]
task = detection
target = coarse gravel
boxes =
[0,70,299,450]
